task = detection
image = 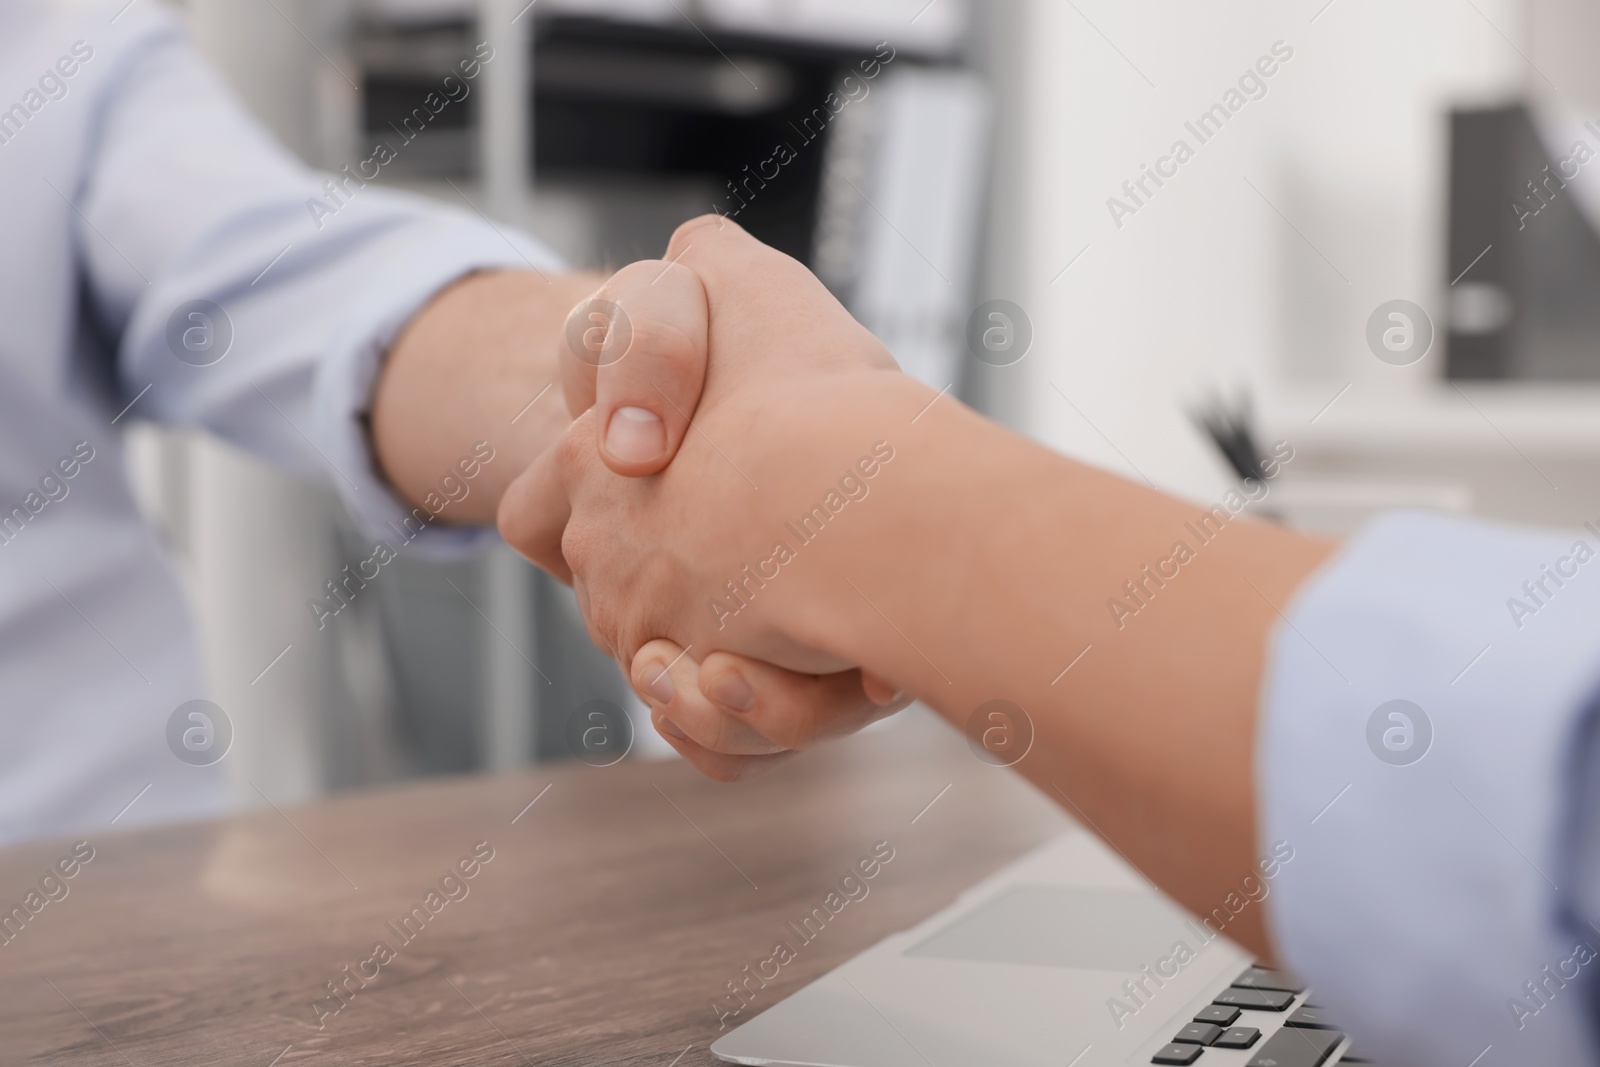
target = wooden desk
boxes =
[0,712,1068,1065]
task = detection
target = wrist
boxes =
[372,268,602,524]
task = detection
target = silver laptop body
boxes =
[712,828,1353,1067]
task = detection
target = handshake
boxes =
[485,215,1330,959]
[496,215,941,780]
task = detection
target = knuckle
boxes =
[581,610,614,660]
[560,522,593,577]
[627,317,701,364]
[760,699,817,750]
[553,422,588,471]
[669,213,730,248]
[493,495,528,550]
[615,623,653,673]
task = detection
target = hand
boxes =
[564,244,910,774]
[628,639,906,781]
[498,220,1330,966]
[370,261,720,523]
[498,216,921,773]
[555,256,708,476]
[500,214,906,663]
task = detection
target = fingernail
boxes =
[706,671,755,713]
[658,717,688,740]
[605,406,666,464]
[861,673,902,707]
[639,662,675,705]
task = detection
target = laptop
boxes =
[711,828,1358,1067]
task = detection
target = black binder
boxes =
[1445,104,1600,379]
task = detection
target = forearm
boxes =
[371,269,603,523]
[786,375,1335,955]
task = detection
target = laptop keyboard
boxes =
[1150,966,1362,1066]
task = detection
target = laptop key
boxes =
[1232,966,1306,993]
[1245,1026,1344,1067]
[1214,987,1295,1011]
[1194,1004,1241,1026]
[1285,1006,1337,1029]
[1214,1026,1261,1049]
[1172,1023,1222,1046]
[1151,1043,1203,1065]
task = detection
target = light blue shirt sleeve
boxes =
[1259,510,1600,1065]
[76,7,562,551]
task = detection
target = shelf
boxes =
[1261,381,1600,456]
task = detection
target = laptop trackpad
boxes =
[904,885,1193,972]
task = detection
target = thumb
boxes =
[561,259,708,477]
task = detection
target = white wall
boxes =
[177,0,357,808]
[1007,0,1523,502]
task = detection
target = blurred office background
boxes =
[126,0,1600,810]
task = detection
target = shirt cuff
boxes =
[310,211,564,556]
[1258,510,1600,1065]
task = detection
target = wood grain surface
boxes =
[0,711,1069,1066]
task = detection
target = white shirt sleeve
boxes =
[1259,510,1600,1065]
[76,8,562,550]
